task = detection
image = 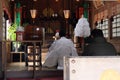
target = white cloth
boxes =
[55,32,59,38]
[54,32,60,40]
[43,37,78,69]
[74,17,90,37]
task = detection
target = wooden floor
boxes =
[4,61,63,80]
[7,62,27,71]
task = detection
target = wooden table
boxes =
[10,52,24,62]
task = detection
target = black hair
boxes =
[91,29,104,38]
[59,29,66,37]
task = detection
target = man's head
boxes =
[91,29,104,38]
[59,29,66,37]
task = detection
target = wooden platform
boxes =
[1,62,63,80]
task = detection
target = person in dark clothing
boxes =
[82,29,117,56]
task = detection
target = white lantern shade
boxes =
[63,10,70,19]
[30,9,37,19]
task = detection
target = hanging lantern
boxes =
[55,0,59,2]
[63,10,70,19]
[30,9,37,19]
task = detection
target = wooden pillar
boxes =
[0,0,3,71]
[0,0,3,41]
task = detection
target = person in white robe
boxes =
[74,15,91,52]
[74,15,90,38]
[42,30,78,69]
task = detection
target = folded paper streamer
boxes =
[74,17,90,37]
[16,26,24,32]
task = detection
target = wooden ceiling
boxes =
[10,0,85,16]
[9,0,86,24]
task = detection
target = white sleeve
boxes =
[42,49,58,68]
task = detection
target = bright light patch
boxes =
[36,28,39,31]
[100,69,120,80]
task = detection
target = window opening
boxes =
[96,19,109,38]
[112,14,120,37]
